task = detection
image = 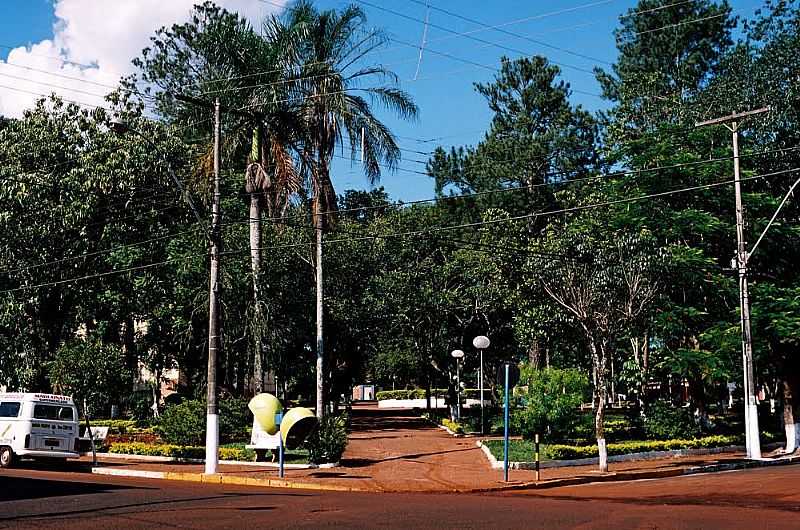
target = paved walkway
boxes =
[84,405,795,492]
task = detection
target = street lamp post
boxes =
[473,336,490,434]
[451,349,464,421]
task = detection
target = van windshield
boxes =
[33,404,74,421]
[0,402,21,418]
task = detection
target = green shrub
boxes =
[441,418,464,434]
[514,367,589,441]
[304,414,348,464]
[123,390,157,422]
[155,400,206,446]
[218,397,250,443]
[644,401,700,440]
[376,389,431,400]
[155,397,251,446]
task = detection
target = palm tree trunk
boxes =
[250,194,263,394]
[315,206,324,418]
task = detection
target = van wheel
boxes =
[0,446,14,468]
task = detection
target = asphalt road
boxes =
[0,463,798,529]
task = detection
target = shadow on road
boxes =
[0,474,147,501]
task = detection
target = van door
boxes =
[0,401,22,446]
[30,403,77,452]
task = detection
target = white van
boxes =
[0,393,80,468]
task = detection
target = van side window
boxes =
[33,404,74,421]
[0,402,21,418]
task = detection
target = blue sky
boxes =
[0,0,764,202]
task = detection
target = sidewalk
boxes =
[87,406,799,493]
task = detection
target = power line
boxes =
[228,145,800,224]
[0,252,208,295]
[406,0,613,67]
[351,0,596,75]
[219,167,799,263]
[1,225,204,275]
[316,167,800,244]
[9,166,794,296]
[0,61,158,103]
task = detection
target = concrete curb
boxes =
[463,453,800,493]
[89,452,331,469]
[91,466,368,492]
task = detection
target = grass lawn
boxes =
[483,439,551,463]
[483,434,750,462]
[221,442,310,464]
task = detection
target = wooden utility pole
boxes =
[205,98,222,474]
[696,107,770,460]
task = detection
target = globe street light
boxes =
[473,336,490,434]
[451,349,464,420]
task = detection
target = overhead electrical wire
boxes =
[1,225,204,275]
[228,144,800,225]
[220,167,800,256]
[6,163,796,295]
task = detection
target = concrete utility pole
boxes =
[315,207,324,419]
[696,107,770,460]
[205,98,222,474]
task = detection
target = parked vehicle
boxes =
[0,393,80,468]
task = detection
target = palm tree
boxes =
[288,2,418,417]
[240,16,306,393]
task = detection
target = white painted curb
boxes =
[93,468,166,479]
[476,441,785,470]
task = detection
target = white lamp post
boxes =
[451,349,464,420]
[473,336,490,434]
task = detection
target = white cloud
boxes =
[0,0,285,118]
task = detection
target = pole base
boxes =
[204,413,219,475]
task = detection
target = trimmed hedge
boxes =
[87,420,139,432]
[544,435,740,460]
[108,442,253,461]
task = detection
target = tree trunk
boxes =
[151,368,162,419]
[425,379,432,413]
[589,337,609,472]
[528,340,542,369]
[595,379,608,473]
[250,195,264,395]
[688,373,709,429]
[783,376,800,453]
[315,204,324,418]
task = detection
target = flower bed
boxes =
[441,418,464,434]
[107,442,310,464]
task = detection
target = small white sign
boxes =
[82,426,109,440]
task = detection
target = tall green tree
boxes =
[428,56,598,224]
[596,0,735,143]
[288,1,418,416]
